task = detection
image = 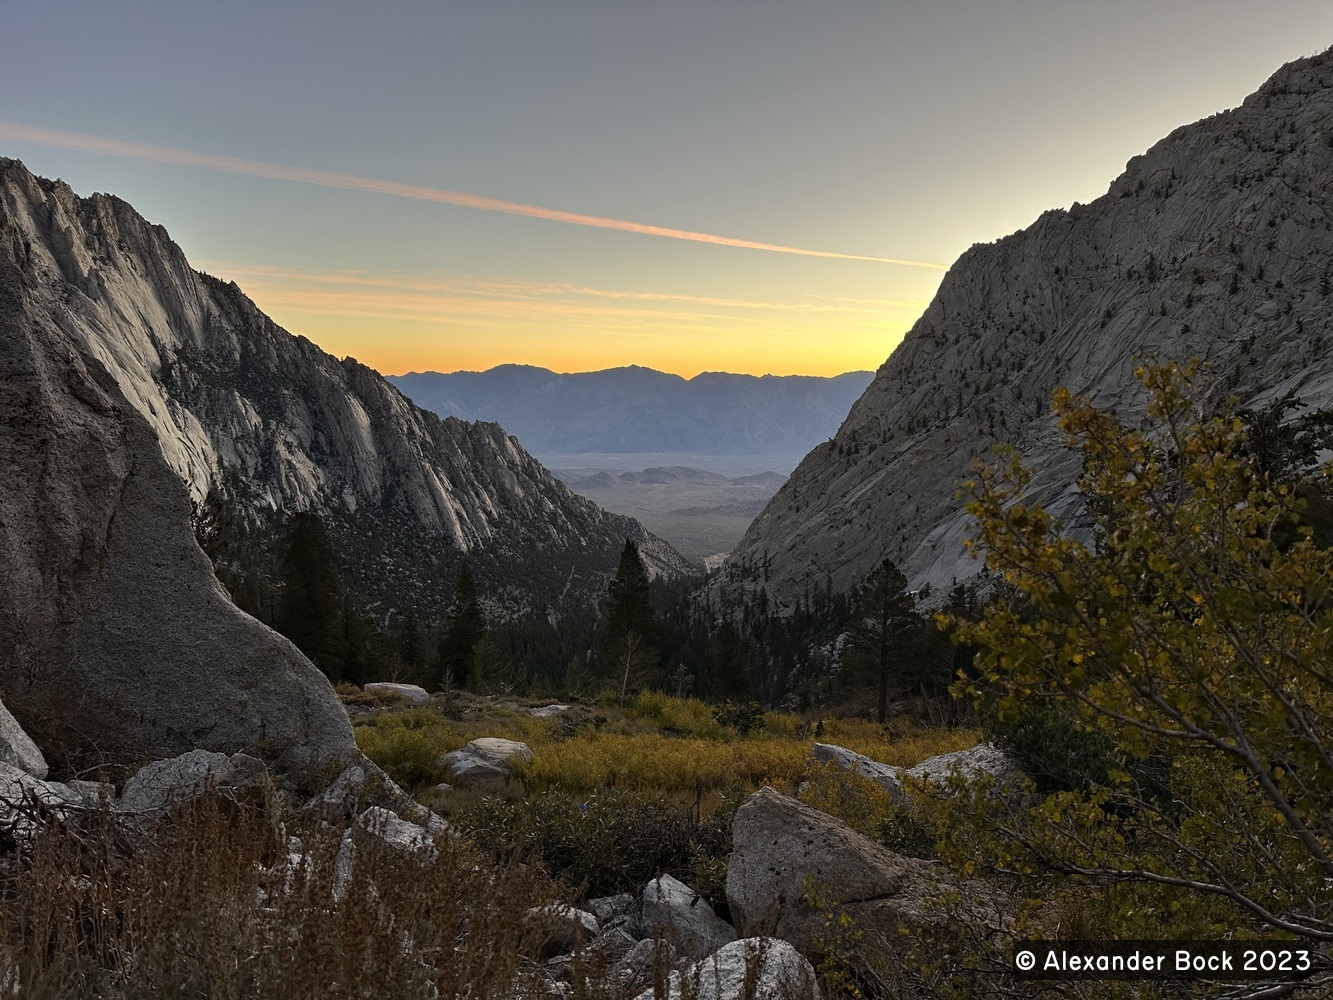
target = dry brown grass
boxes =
[0,791,560,999]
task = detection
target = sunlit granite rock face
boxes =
[726,50,1333,607]
[0,159,691,623]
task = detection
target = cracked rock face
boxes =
[0,240,356,776]
[727,50,1333,606]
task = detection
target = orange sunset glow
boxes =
[207,263,934,377]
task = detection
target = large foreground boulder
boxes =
[0,249,357,777]
[726,788,1004,972]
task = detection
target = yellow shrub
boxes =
[797,760,899,838]
[820,718,982,767]
[355,708,464,789]
[626,692,728,738]
[519,731,809,796]
[759,710,805,738]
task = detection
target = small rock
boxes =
[810,741,1027,805]
[0,696,47,780]
[302,763,368,821]
[332,829,357,903]
[810,743,904,797]
[358,806,437,860]
[441,738,532,787]
[587,892,635,926]
[583,926,638,967]
[117,750,268,818]
[0,761,84,835]
[906,742,1025,799]
[526,903,599,958]
[632,937,820,1000]
[55,779,115,809]
[529,704,571,718]
[364,682,431,704]
[642,874,737,960]
[331,808,437,904]
[615,938,679,991]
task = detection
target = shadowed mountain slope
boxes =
[726,50,1333,607]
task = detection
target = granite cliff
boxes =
[0,159,691,625]
[728,50,1333,607]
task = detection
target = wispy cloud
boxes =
[197,262,927,333]
[199,262,930,319]
[0,119,947,269]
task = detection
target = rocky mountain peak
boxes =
[0,158,691,622]
[726,49,1333,608]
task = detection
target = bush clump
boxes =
[454,787,737,902]
[353,707,461,789]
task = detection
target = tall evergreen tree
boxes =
[709,620,750,701]
[602,539,658,704]
[846,557,917,723]
[341,592,389,686]
[275,511,345,681]
[437,563,487,691]
[396,603,425,678]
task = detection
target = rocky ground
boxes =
[0,684,1023,998]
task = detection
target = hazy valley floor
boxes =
[551,463,786,563]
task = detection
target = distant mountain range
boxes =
[388,365,873,466]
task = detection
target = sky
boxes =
[2,2,1331,378]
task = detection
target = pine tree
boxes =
[275,511,345,681]
[846,558,917,723]
[709,620,749,701]
[396,603,424,678]
[602,539,658,705]
[340,593,389,686]
[436,563,487,691]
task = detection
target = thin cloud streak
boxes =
[231,285,885,329]
[0,119,948,269]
